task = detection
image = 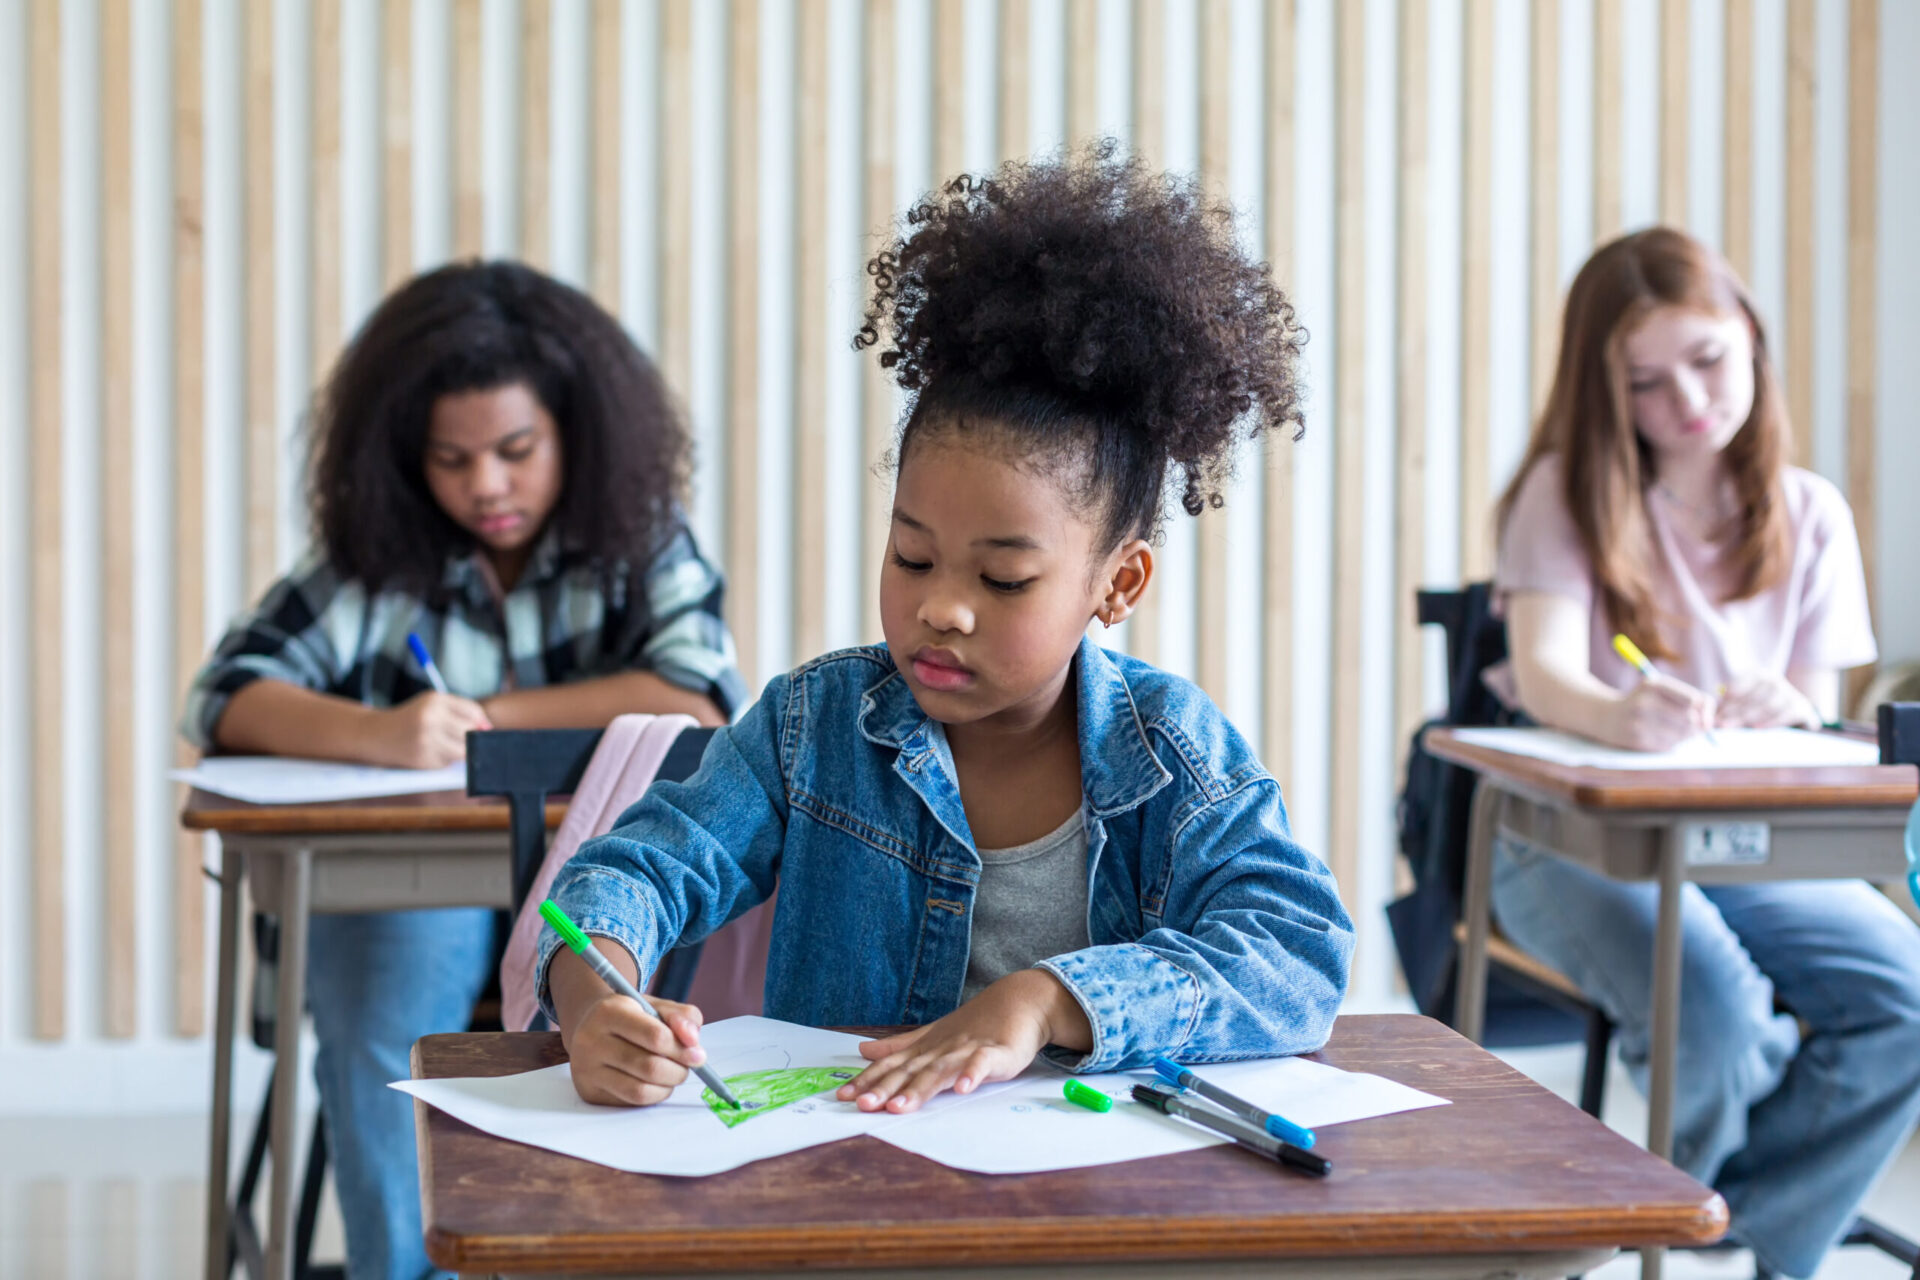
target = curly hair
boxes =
[308,260,690,594]
[856,141,1306,547]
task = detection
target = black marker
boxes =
[1131,1084,1330,1177]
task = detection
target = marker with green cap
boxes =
[1062,1078,1113,1113]
[539,899,743,1110]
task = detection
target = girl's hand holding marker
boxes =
[1611,633,1718,751]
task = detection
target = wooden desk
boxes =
[184,788,565,1280]
[1424,729,1918,1278]
[410,1015,1726,1279]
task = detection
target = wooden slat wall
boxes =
[1724,0,1753,279]
[1459,0,1492,582]
[1261,0,1294,799]
[731,0,763,685]
[1593,0,1623,244]
[1785,0,1815,467]
[1195,0,1230,705]
[522,0,551,269]
[173,0,208,1038]
[934,0,966,182]
[384,0,413,288]
[1530,0,1558,410]
[862,0,898,647]
[1395,0,1428,780]
[1660,0,1687,226]
[1846,0,1878,686]
[1327,0,1365,906]
[794,0,830,662]
[29,0,65,1042]
[8,0,1906,1046]
[999,0,1029,161]
[661,0,694,398]
[314,0,343,379]
[1126,0,1163,666]
[591,0,621,312]
[453,0,483,257]
[102,0,137,1040]
[244,0,276,601]
[1066,0,1098,145]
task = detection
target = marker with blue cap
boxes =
[1153,1056,1315,1149]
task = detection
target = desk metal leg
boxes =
[1637,833,1688,1280]
[1455,782,1500,1044]
[206,843,242,1280]
[265,849,312,1280]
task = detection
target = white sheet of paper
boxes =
[394,1016,1450,1178]
[170,756,471,804]
[874,1054,1450,1175]
[1445,726,1881,772]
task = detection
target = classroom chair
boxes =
[1400,587,1920,1280]
[220,726,717,1280]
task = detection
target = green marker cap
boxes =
[1062,1078,1113,1113]
[540,899,591,954]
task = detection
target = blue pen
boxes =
[1153,1056,1316,1149]
[406,632,451,694]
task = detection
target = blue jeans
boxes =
[307,908,500,1280]
[1490,834,1920,1278]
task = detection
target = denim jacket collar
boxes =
[856,634,1173,821]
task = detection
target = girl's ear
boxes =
[1095,540,1154,627]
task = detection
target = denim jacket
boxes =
[537,635,1354,1071]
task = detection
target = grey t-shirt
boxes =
[961,807,1092,1003]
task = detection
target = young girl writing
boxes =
[538,147,1353,1116]
[1490,227,1920,1278]
[182,262,745,1280]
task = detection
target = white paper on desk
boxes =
[396,1016,1449,1178]
[392,1018,900,1176]
[1445,726,1881,772]
[877,1054,1450,1175]
[170,756,470,804]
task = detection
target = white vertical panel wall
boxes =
[0,0,1912,1113]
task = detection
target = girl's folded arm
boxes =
[536,676,792,1021]
[1038,780,1354,1073]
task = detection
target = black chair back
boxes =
[466,725,717,1003]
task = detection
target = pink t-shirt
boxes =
[1491,455,1877,696]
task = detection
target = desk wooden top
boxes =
[1424,727,1919,812]
[180,786,568,835]
[412,1014,1726,1274]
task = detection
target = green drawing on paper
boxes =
[702,1067,861,1128]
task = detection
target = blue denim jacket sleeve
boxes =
[1036,778,1354,1073]
[533,674,793,1025]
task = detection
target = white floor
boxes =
[1,1033,1915,1279]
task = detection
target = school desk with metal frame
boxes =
[407,1013,1726,1280]
[1425,726,1919,1277]
[183,787,539,1280]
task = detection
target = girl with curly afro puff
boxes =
[543,146,1354,1120]
[183,261,744,1280]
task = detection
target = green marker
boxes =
[1062,1078,1114,1113]
[539,899,743,1110]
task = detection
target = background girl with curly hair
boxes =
[541,145,1353,1116]
[181,261,744,1280]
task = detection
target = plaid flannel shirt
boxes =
[180,523,747,749]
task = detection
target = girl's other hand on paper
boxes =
[837,969,1093,1114]
[1715,674,1820,730]
[563,983,708,1107]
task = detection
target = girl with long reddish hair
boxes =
[1490,227,1920,1278]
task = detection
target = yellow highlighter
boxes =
[1612,633,1718,745]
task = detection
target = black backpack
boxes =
[1388,584,1588,1045]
